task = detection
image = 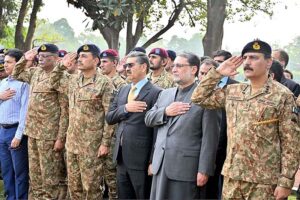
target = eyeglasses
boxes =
[214,60,224,63]
[173,63,190,68]
[123,63,135,69]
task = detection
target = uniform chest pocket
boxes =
[226,99,239,127]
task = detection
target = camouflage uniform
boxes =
[12,57,68,200]
[147,69,175,89]
[49,63,115,200]
[101,74,126,199]
[191,67,300,199]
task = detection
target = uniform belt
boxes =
[0,123,19,129]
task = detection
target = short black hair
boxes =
[212,50,232,61]
[177,52,200,77]
[273,49,289,67]
[269,60,284,82]
[4,48,24,62]
[284,69,293,79]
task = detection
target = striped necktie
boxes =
[127,86,137,102]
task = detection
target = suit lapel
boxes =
[169,83,197,127]
[123,84,131,104]
[135,81,151,101]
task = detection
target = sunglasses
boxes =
[123,63,135,69]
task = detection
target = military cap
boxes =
[241,39,272,57]
[77,44,101,58]
[0,59,4,71]
[132,47,146,53]
[100,49,119,58]
[149,48,168,58]
[58,50,67,57]
[38,44,59,54]
[167,50,176,61]
[0,48,8,54]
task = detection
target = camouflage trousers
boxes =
[28,137,67,200]
[222,176,276,200]
[67,151,104,200]
[103,137,118,199]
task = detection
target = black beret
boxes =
[167,50,176,61]
[38,44,59,54]
[77,44,101,57]
[241,40,272,57]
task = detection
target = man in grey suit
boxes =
[106,51,161,199]
[145,52,221,200]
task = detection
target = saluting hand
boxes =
[125,101,147,113]
[61,52,77,69]
[24,48,38,61]
[0,88,16,100]
[165,102,191,117]
[216,56,243,77]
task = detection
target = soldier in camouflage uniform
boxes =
[99,49,126,199]
[49,44,115,200]
[0,58,8,81]
[147,48,175,89]
[191,40,300,199]
[12,44,68,200]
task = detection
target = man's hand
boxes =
[0,88,16,100]
[61,52,77,69]
[274,186,291,200]
[148,164,153,176]
[98,145,109,157]
[216,56,243,77]
[24,48,38,61]
[197,172,208,187]
[165,102,191,117]
[125,101,147,113]
[53,139,65,152]
[10,137,21,149]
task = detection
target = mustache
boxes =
[244,65,253,71]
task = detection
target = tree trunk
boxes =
[24,0,43,51]
[100,27,120,50]
[15,0,29,50]
[202,0,226,57]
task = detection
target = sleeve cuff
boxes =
[277,176,294,189]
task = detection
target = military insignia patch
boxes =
[103,52,107,57]
[155,48,160,54]
[41,45,47,51]
[83,45,89,51]
[253,42,260,50]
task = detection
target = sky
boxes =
[38,0,300,53]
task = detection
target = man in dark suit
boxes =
[272,49,300,97]
[106,51,161,199]
[145,52,221,200]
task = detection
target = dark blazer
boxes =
[281,76,300,97]
[106,81,162,170]
[145,83,221,182]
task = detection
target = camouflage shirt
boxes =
[49,63,115,156]
[12,57,68,141]
[147,69,175,89]
[111,74,126,91]
[191,67,300,189]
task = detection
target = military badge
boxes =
[41,45,47,51]
[252,42,260,50]
[83,45,89,51]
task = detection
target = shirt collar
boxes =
[132,77,148,90]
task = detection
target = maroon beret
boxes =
[148,48,168,58]
[100,49,119,58]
